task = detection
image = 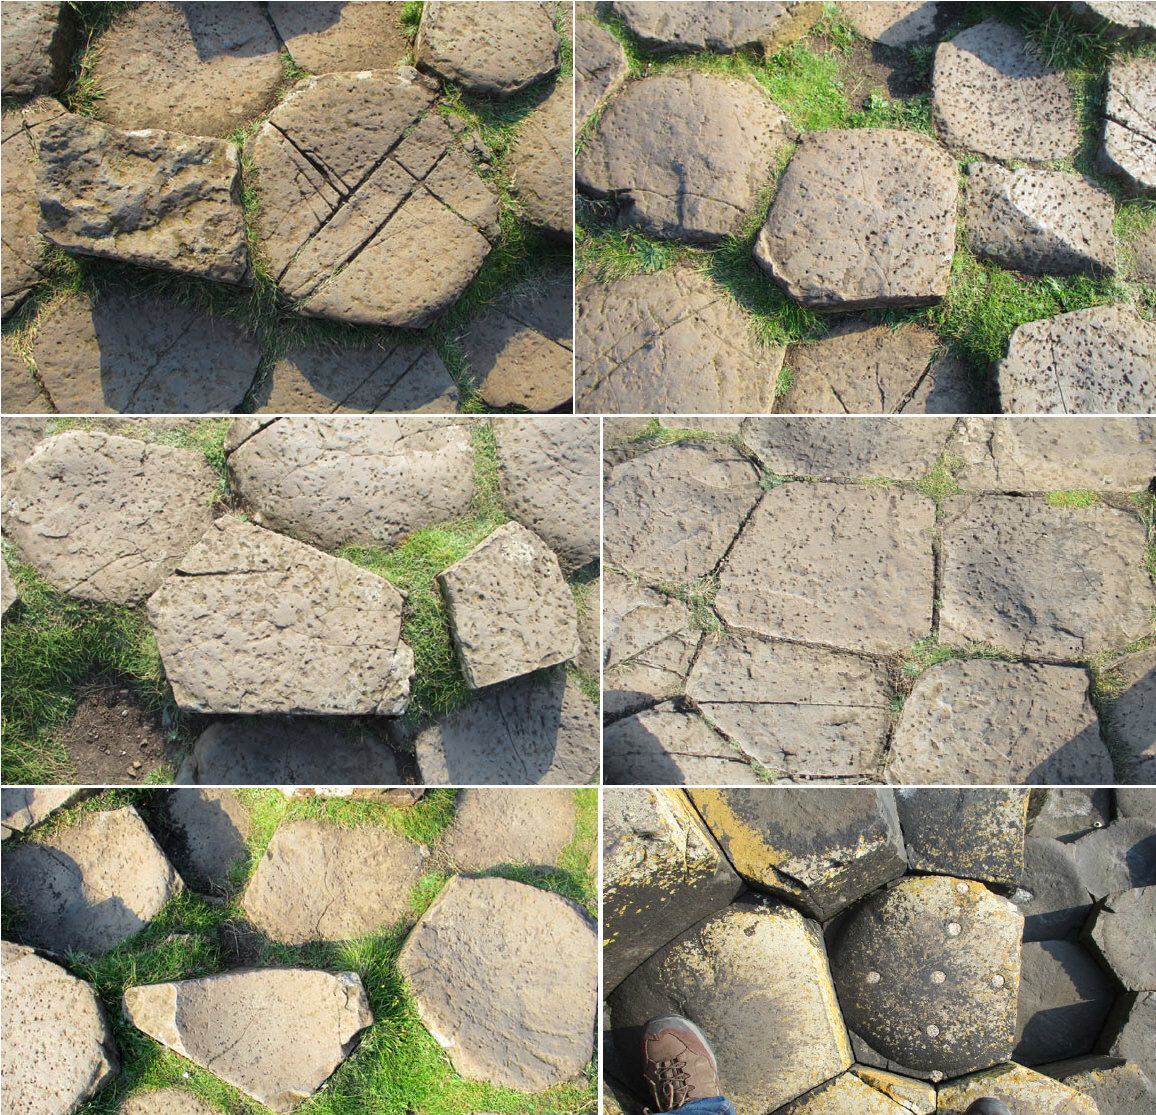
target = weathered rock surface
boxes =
[578,71,794,243]
[123,969,373,1113]
[777,1073,915,1114]
[2,806,182,955]
[840,1,944,46]
[163,789,249,890]
[575,19,627,119]
[28,289,261,413]
[147,517,414,715]
[248,68,497,327]
[931,19,1081,164]
[0,561,18,616]
[119,1089,221,1115]
[1,2,73,95]
[1,788,79,840]
[1099,991,1155,1079]
[606,1,821,53]
[937,1063,1098,1115]
[399,875,596,1091]
[830,876,1022,1077]
[1068,819,1156,897]
[90,2,282,137]
[1,335,50,411]
[1065,1,1156,37]
[965,163,1117,275]
[444,788,576,870]
[686,632,893,779]
[268,2,408,73]
[1085,886,1156,990]
[1,941,118,1115]
[1027,788,1112,841]
[414,670,599,785]
[1109,646,1156,782]
[1116,787,1156,823]
[690,788,907,919]
[754,129,958,311]
[996,305,1156,414]
[510,80,571,238]
[1099,56,1156,195]
[494,417,598,569]
[851,1066,937,1113]
[940,496,1155,659]
[2,431,218,605]
[576,269,785,413]
[226,416,475,550]
[1042,1056,1156,1115]
[611,897,851,1114]
[604,705,754,785]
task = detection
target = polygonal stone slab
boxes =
[163,789,250,890]
[1,2,73,95]
[1099,991,1155,1080]
[1027,788,1112,841]
[610,896,852,1114]
[754,129,958,311]
[937,1062,1098,1115]
[687,632,893,779]
[576,269,786,413]
[1068,2,1156,38]
[852,1066,937,1113]
[398,875,596,1092]
[147,517,414,715]
[226,416,475,550]
[1109,646,1156,782]
[940,496,1155,659]
[2,431,219,605]
[2,806,183,955]
[510,79,571,239]
[242,820,426,943]
[0,941,118,1115]
[575,19,627,120]
[996,305,1156,414]
[1,334,50,410]
[839,1,945,46]
[1116,787,1156,823]
[123,969,373,1113]
[778,1072,916,1114]
[1099,56,1156,195]
[931,19,1081,164]
[830,876,1022,1077]
[578,70,795,243]
[444,788,576,871]
[415,1,560,97]
[716,484,936,655]
[1017,836,1101,943]
[605,1,821,53]
[119,1090,221,1115]
[689,788,907,919]
[1041,1056,1156,1115]
[604,705,755,785]
[267,1,409,73]
[1,788,80,840]
[1068,818,1156,897]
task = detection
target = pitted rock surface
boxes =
[399,875,596,1092]
[119,1090,221,1115]
[2,431,218,605]
[1,2,73,95]
[965,163,1116,275]
[689,788,907,919]
[268,2,408,73]
[243,820,425,943]
[839,1,944,46]
[604,705,754,785]
[0,416,47,477]
[716,484,936,655]
[776,1073,914,1115]
[1,941,118,1115]
[247,68,498,327]
[90,3,282,137]
[28,289,261,413]
[1,788,79,840]
[226,416,474,550]
[257,341,458,414]
[577,70,795,243]
[605,1,821,53]
[1099,56,1156,194]
[604,441,762,583]
[888,660,1113,785]
[2,806,182,955]
[437,521,579,689]
[147,517,414,715]
[940,496,1155,659]
[576,269,786,413]
[163,789,249,891]
[467,273,573,412]
[937,1063,1098,1115]
[445,788,576,870]
[1086,886,1156,991]
[123,969,373,1113]
[931,19,1081,164]
[754,129,958,311]
[510,80,571,238]
[1068,2,1156,37]
[996,304,1156,414]
[415,671,599,785]
[1110,646,1156,781]
[1042,1057,1156,1115]
[575,19,627,119]
[494,417,598,569]
[1,334,50,411]
[611,896,851,1114]
[830,875,1022,1077]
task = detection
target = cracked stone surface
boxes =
[247,68,498,327]
[2,430,219,605]
[716,484,936,655]
[164,789,249,891]
[577,70,795,244]
[839,1,945,46]
[1,1,73,95]
[437,521,579,689]
[1,806,183,955]
[1,941,118,1115]
[510,79,571,239]
[575,19,627,119]
[604,705,755,785]
[1099,56,1156,194]
[604,1,821,54]
[123,969,373,1113]
[415,1,560,97]
[938,1063,1098,1115]
[268,2,408,74]
[242,820,426,943]
[754,129,958,311]
[940,495,1155,659]
[1085,886,1156,992]
[931,19,1081,164]
[1110,646,1156,782]
[888,660,1113,785]
[576,269,786,413]
[686,632,894,780]
[147,517,414,715]
[1,334,50,411]
[776,1073,915,1114]
[26,288,262,413]
[399,875,596,1092]
[226,416,475,550]
[1,788,79,840]
[444,788,576,871]
[850,1066,936,1113]
[965,163,1117,276]
[996,304,1156,414]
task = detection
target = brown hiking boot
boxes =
[965,1101,1012,1115]
[641,1016,722,1111]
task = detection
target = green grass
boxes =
[655,575,723,637]
[1046,489,1100,508]
[913,452,964,505]
[900,635,1018,680]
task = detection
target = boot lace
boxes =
[651,1056,692,1110]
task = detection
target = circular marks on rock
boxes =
[1099,55,1156,195]
[604,1,821,55]
[575,19,628,120]
[578,70,796,243]
[509,79,573,239]
[247,68,498,328]
[754,128,958,311]
[398,875,596,1092]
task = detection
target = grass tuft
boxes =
[913,453,963,504]
[901,635,1018,679]
[1046,489,1100,508]
[656,576,722,636]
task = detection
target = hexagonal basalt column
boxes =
[936,1062,1097,1115]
